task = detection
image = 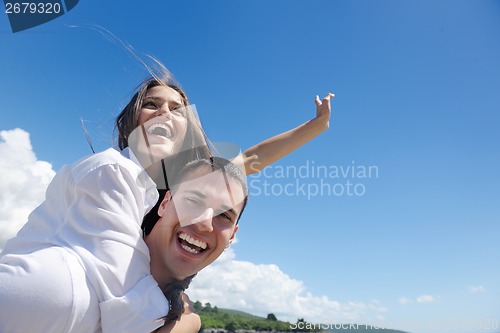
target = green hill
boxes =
[195,302,300,332]
[194,301,410,333]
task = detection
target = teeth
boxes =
[147,123,172,138]
[179,233,207,250]
[181,244,200,254]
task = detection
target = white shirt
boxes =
[0,147,168,333]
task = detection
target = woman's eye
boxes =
[171,107,185,117]
[143,101,159,109]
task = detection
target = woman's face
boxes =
[128,85,188,169]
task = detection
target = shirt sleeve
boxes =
[54,161,168,332]
[99,275,168,333]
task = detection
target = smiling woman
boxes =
[116,75,210,192]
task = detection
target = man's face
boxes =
[147,167,246,280]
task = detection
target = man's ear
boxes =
[229,225,239,243]
[157,191,172,217]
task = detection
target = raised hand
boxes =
[314,93,335,128]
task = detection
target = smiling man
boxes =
[143,157,248,332]
[146,156,247,284]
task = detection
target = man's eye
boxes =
[217,211,234,223]
[185,197,200,205]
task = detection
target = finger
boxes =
[323,93,335,101]
[315,95,321,106]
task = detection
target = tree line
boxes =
[194,301,321,332]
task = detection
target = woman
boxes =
[0,65,333,332]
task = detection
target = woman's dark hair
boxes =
[162,274,196,323]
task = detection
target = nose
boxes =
[156,104,173,119]
[190,208,214,232]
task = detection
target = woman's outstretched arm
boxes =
[242,93,334,175]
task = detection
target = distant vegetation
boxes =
[194,301,410,333]
[194,301,319,332]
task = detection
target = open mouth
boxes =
[147,123,173,139]
[178,232,207,254]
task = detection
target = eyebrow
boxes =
[144,96,183,107]
[185,190,238,221]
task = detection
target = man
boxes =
[143,157,248,333]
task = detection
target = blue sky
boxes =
[1,1,499,332]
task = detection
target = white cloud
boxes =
[0,129,55,250]
[416,294,437,304]
[398,297,412,305]
[468,285,486,293]
[399,294,439,305]
[189,247,388,324]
